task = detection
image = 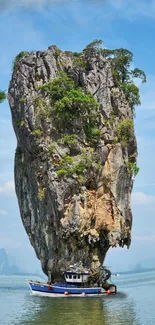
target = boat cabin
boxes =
[64,271,90,284]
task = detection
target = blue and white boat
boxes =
[28,265,117,297]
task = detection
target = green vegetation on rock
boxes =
[83,39,103,52]
[53,88,98,127]
[58,134,78,146]
[128,161,139,178]
[0,91,6,103]
[39,72,75,101]
[20,120,25,127]
[73,56,86,69]
[39,72,100,145]
[48,142,56,154]
[53,48,61,60]
[114,119,133,146]
[19,97,26,103]
[57,150,101,184]
[34,98,51,125]
[31,42,144,182]
[83,40,146,113]
[106,48,146,112]
[13,51,29,69]
[57,154,75,177]
[122,83,141,111]
[37,187,46,200]
[31,129,43,137]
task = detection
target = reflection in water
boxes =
[17,292,139,325]
[2,273,155,325]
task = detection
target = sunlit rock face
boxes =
[8,45,137,280]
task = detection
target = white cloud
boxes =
[0,180,16,198]
[0,0,155,21]
[0,0,69,11]
[0,210,8,215]
[131,191,155,206]
[108,0,155,19]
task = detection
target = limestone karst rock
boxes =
[9,45,137,280]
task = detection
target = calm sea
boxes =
[0,271,154,325]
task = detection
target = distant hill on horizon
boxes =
[0,248,45,277]
[0,248,20,275]
[113,265,155,275]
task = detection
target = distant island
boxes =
[0,248,20,275]
[0,248,43,277]
[113,263,155,276]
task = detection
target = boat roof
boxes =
[64,271,90,275]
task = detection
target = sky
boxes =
[0,0,155,273]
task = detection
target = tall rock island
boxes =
[8,42,139,280]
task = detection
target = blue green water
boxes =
[0,271,155,325]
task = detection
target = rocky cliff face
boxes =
[9,45,137,279]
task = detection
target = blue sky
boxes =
[0,0,155,273]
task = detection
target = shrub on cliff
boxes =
[83,39,103,52]
[39,72,100,145]
[115,119,134,146]
[40,72,75,101]
[53,88,98,121]
[122,83,141,111]
[57,150,100,182]
[128,161,139,179]
[109,49,146,112]
[58,134,78,146]
[0,91,6,103]
[84,40,146,113]
[13,51,29,69]
[108,48,146,112]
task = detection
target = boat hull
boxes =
[28,281,116,296]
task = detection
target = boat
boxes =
[28,264,117,297]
